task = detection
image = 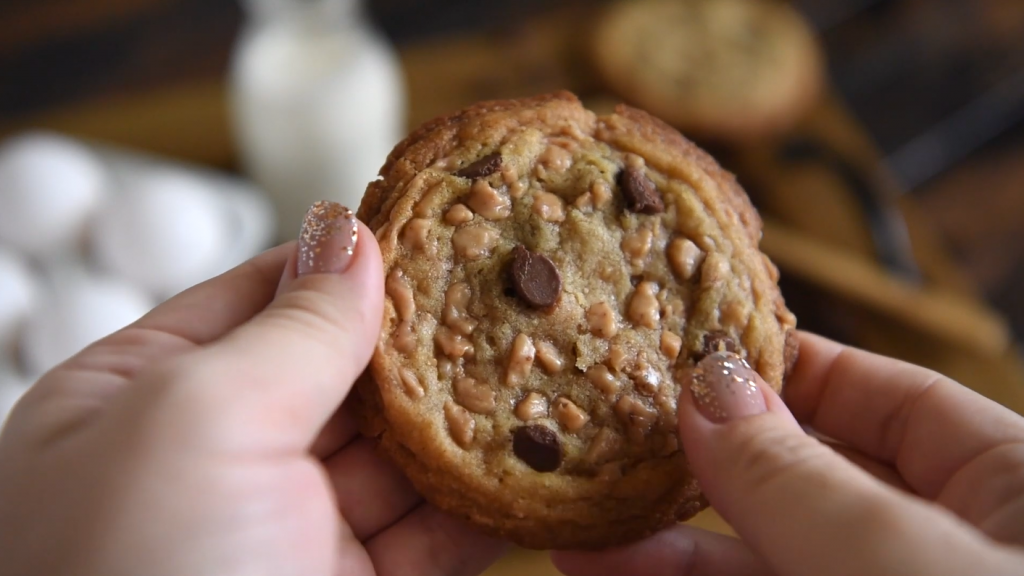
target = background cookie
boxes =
[357,91,796,549]
[591,0,825,143]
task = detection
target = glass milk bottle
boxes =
[229,0,406,239]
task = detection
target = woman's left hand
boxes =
[0,202,507,576]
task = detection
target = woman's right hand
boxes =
[554,331,1024,575]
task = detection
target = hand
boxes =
[0,201,506,576]
[554,331,1024,575]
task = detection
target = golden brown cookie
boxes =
[356,91,796,550]
[591,0,825,143]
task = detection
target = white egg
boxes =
[92,171,232,297]
[0,247,38,349]
[0,132,108,257]
[20,272,154,376]
[0,368,30,425]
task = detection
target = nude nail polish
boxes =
[689,351,767,423]
[297,200,358,276]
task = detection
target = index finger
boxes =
[784,331,1024,500]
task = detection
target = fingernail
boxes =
[298,201,358,276]
[689,351,766,423]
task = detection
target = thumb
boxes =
[678,351,1008,576]
[147,202,384,452]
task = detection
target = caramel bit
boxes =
[574,192,594,211]
[668,238,705,280]
[532,191,566,222]
[619,166,664,214]
[435,326,474,360]
[467,179,511,220]
[393,322,416,354]
[614,395,658,443]
[506,333,536,386]
[399,368,425,399]
[508,246,562,308]
[443,282,477,336]
[552,397,590,432]
[437,357,457,380]
[720,299,748,328]
[622,227,654,270]
[401,218,433,255]
[631,357,661,396]
[452,224,499,261]
[386,269,415,321]
[513,425,562,472]
[534,341,565,373]
[455,152,502,179]
[661,331,683,362]
[444,401,475,448]
[625,153,645,170]
[592,180,613,209]
[501,164,527,199]
[586,364,621,396]
[701,253,731,287]
[444,204,474,226]
[586,427,623,465]
[628,281,661,329]
[537,145,574,175]
[607,344,629,373]
[453,377,496,414]
[586,302,618,338]
[515,392,548,421]
[386,269,416,354]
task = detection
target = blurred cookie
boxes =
[591,0,825,143]
[356,91,796,549]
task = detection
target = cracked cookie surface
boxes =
[356,91,797,550]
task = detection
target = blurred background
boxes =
[0,0,1022,569]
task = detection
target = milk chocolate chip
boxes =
[619,166,664,214]
[698,330,737,360]
[508,246,561,308]
[455,152,502,179]
[513,425,562,472]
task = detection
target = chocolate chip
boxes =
[508,245,561,308]
[455,152,502,179]
[513,425,562,472]
[698,330,737,360]
[618,166,664,214]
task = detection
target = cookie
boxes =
[356,91,796,549]
[591,0,825,143]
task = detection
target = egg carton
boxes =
[0,131,276,421]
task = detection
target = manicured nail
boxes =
[298,201,358,276]
[689,351,766,423]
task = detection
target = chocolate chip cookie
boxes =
[591,0,825,143]
[356,91,797,549]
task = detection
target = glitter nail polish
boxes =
[689,351,766,423]
[297,200,358,275]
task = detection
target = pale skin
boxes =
[1,228,1023,575]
